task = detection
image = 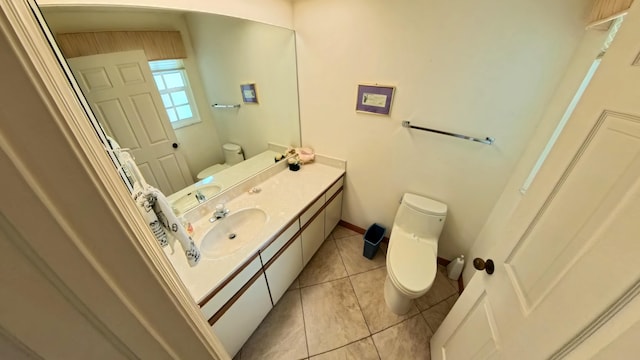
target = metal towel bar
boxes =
[212,104,241,109]
[402,121,495,145]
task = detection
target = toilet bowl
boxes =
[384,193,447,314]
[197,143,245,180]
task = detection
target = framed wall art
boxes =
[241,83,258,103]
[355,84,395,115]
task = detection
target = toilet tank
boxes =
[223,143,244,165]
[393,193,447,240]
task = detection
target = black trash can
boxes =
[363,223,386,259]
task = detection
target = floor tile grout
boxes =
[418,290,459,313]
[345,263,386,278]
[298,274,350,289]
[333,232,373,337]
[306,334,373,359]
[297,287,311,359]
[244,226,455,359]
[346,276,373,335]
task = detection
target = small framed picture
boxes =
[356,84,395,115]
[240,83,258,103]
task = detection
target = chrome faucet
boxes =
[209,203,230,223]
[195,190,206,204]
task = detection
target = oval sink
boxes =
[199,208,268,259]
[172,184,222,213]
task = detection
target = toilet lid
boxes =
[389,237,437,294]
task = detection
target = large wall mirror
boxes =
[38,5,301,213]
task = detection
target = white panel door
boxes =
[68,50,192,194]
[432,5,640,359]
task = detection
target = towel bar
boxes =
[212,104,241,109]
[402,121,495,145]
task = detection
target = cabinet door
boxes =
[301,211,325,266]
[324,190,343,238]
[264,235,303,304]
[211,273,272,357]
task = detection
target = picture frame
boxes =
[240,83,258,103]
[355,84,395,115]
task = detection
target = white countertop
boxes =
[163,161,345,304]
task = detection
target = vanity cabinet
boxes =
[202,175,344,356]
[210,272,271,357]
[301,210,325,266]
[263,235,303,304]
[324,182,343,237]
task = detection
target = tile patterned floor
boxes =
[235,225,461,360]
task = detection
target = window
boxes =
[149,59,200,129]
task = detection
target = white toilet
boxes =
[384,193,447,315]
[197,143,245,180]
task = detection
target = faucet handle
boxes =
[214,203,229,216]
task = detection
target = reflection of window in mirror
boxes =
[149,59,200,129]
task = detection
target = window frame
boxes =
[149,61,201,129]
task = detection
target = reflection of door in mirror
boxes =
[68,50,192,194]
[39,6,302,213]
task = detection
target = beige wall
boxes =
[186,12,300,159]
[462,28,609,283]
[37,0,294,29]
[293,0,591,259]
[41,8,224,180]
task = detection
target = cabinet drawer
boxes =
[200,255,262,320]
[300,194,324,225]
[260,220,300,264]
[326,176,344,200]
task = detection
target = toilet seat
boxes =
[387,234,437,296]
[197,163,230,180]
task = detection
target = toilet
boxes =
[197,143,245,180]
[384,193,447,315]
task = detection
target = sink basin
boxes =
[199,208,268,259]
[172,184,222,213]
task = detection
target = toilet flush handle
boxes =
[473,258,495,275]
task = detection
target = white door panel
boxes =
[441,292,500,360]
[432,4,640,359]
[68,50,192,194]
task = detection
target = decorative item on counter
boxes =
[274,153,284,162]
[288,156,301,171]
[295,147,315,164]
[284,147,297,157]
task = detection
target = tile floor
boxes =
[234,225,460,360]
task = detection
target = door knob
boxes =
[172,142,179,149]
[473,258,495,275]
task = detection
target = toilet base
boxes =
[384,275,412,315]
